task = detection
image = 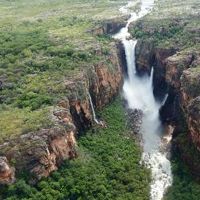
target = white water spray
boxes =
[114,1,173,200]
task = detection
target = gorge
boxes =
[0,0,200,199]
[114,1,172,199]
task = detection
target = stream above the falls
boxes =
[113,1,173,200]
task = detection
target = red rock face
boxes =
[135,40,177,98]
[165,57,200,152]
[91,16,128,36]
[30,129,77,180]
[94,54,122,107]
[0,157,15,185]
[165,53,193,90]
[153,49,200,153]
[0,41,124,184]
[180,70,200,151]
[0,127,77,183]
[161,53,200,178]
[188,111,200,151]
[135,39,200,164]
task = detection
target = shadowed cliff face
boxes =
[181,68,200,150]
[135,41,176,99]
[0,39,125,184]
[188,97,200,151]
[134,38,200,177]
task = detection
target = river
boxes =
[113,1,173,199]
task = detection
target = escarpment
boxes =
[0,40,125,184]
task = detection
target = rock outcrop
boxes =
[180,68,200,150]
[91,16,129,35]
[135,40,176,99]
[0,41,124,184]
[0,157,15,185]
[188,97,200,151]
[160,51,200,178]
[126,109,143,135]
[165,52,194,90]
[133,38,200,177]
[0,126,77,184]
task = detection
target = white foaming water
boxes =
[114,1,173,200]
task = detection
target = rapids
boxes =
[113,1,173,199]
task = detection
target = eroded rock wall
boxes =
[135,40,177,99]
[0,157,15,185]
[135,39,200,177]
[0,41,124,184]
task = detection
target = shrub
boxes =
[17,92,52,110]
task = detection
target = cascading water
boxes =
[88,92,101,125]
[114,1,173,200]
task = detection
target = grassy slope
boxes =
[130,0,200,199]
[0,0,128,142]
[0,98,150,200]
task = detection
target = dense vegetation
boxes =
[1,0,200,199]
[130,0,200,50]
[131,16,200,50]
[0,99,150,200]
[164,135,200,200]
[0,0,127,142]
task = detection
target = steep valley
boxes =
[0,0,200,200]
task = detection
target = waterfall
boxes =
[114,1,173,200]
[88,92,100,124]
[123,40,137,80]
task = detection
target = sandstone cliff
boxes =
[134,39,200,177]
[91,16,129,36]
[0,41,124,184]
